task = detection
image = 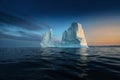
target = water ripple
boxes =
[0,47,120,80]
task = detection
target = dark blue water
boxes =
[0,47,120,80]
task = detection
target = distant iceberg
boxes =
[40,22,88,48]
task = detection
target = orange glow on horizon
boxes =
[86,24,120,46]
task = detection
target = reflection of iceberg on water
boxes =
[40,22,88,48]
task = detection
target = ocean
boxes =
[0,47,120,80]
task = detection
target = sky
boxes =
[0,0,120,47]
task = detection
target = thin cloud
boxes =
[0,31,41,41]
[0,12,42,30]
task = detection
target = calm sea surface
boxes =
[0,47,120,80]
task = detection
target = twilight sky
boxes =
[0,0,120,47]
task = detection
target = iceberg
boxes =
[61,22,88,48]
[40,22,88,48]
[40,28,54,47]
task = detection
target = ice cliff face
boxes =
[40,22,88,48]
[62,22,88,47]
[40,28,53,47]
